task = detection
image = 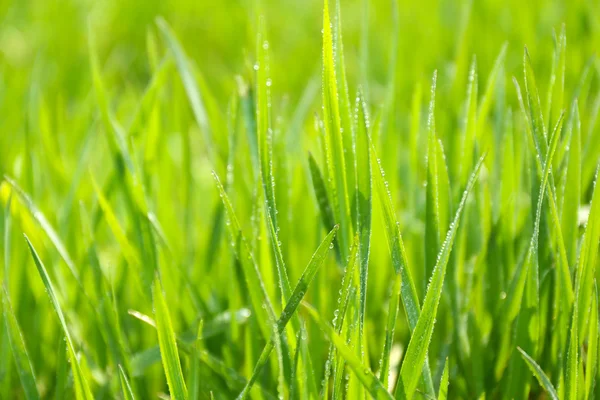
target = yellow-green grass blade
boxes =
[424,71,441,284]
[322,0,352,260]
[1,287,39,400]
[25,236,94,400]
[561,102,581,268]
[396,155,485,399]
[152,278,188,400]
[575,162,600,341]
[118,364,136,400]
[438,358,450,400]
[565,301,578,400]
[303,302,393,400]
[4,177,80,283]
[504,111,564,399]
[585,284,598,399]
[212,171,275,340]
[155,17,215,159]
[236,225,338,399]
[517,347,559,400]
[371,140,435,396]
[378,272,401,390]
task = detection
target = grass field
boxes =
[1,0,600,398]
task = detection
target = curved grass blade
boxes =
[1,287,39,400]
[25,236,93,400]
[396,155,485,399]
[303,302,393,400]
[4,177,79,282]
[236,225,338,399]
[212,171,275,340]
[118,365,136,400]
[152,278,188,400]
[517,347,559,400]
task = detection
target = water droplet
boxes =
[266,78,272,87]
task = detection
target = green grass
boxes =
[1,0,600,398]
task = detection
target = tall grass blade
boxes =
[236,225,338,398]
[303,302,393,400]
[25,236,93,400]
[152,278,188,400]
[1,287,39,400]
[396,155,485,399]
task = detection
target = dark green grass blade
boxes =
[152,278,188,400]
[396,155,485,399]
[118,365,136,400]
[25,236,93,400]
[517,347,559,400]
[355,89,372,352]
[1,287,39,400]
[308,153,341,260]
[371,141,435,396]
[303,302,393,400]
[236,225,338,399]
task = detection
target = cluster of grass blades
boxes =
[1,0,600,399]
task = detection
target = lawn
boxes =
[1,0,600,398]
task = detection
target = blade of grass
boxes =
[322,0,351,260]
[517,347,559,400]
[302,302,393,400]
[371,139,435,396]
[25,236,93,400]
[236,225,338,399]
[438,358,450,400]
[1,287,39,400]
[152,278,188,400]
[396,154,485,399]
[118,365,136,400]
[355,88,372,355]
[585,284,598,399]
